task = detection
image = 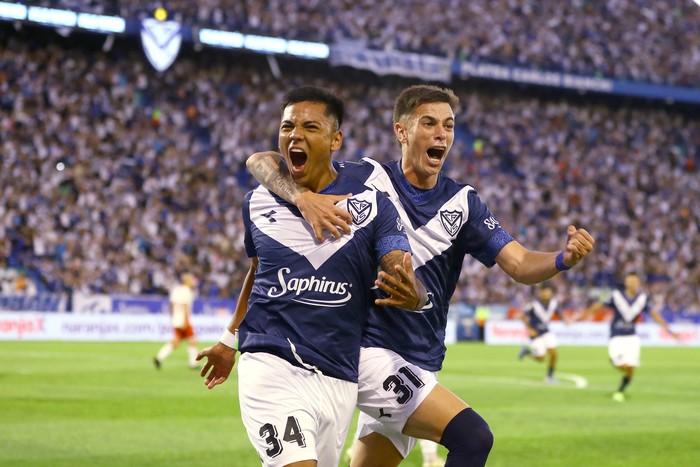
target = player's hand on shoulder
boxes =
[562,225,595,267]
[297,191,352,242]
[196,342,237,390]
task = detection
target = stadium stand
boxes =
[0,17,698,314]
[21,0,700,86]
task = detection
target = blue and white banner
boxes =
[0,312,230,341]
[0,293,67,312]
[111,295,169,314]
[192,297,237,316]
[73,293,113,314]
[140,18,182,72]
[485,320,700,347]
[330,44,451,83]
[456,61,615,94]
[71,293,235,316]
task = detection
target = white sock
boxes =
[187,345,198,367]
[420,439,439,461]
[156,342,174,362]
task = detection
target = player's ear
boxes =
[331,129,343,151]
[394,122,407,144]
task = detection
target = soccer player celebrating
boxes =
[518,282,570,383]
[246,84,595,467]
[578,272,678,402]
[197,86,427,467]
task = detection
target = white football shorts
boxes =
[608,335,641,367]
[237,352,357,467]
[530,331,558,357]
[355,346,439,458]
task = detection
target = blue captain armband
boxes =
[555,251,571,271]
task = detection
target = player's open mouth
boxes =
[289,147,307,171]
[427,146,446,161]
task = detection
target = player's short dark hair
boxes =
[280,86,344,128]
[539,282,556,293]
[393,85,459,124]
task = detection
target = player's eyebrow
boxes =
[281,117,323,126]
[419,115,455,124]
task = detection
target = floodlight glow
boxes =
[27,6,77,27]
[244,34,287,54]
[0,1,27,20]
[77,13,125,33]
[287,40,329,59]
[199,28,244,48]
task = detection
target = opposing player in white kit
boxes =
[246,85,595,466]
[518,283,569,383]
[154,272,198,369]
[197,86,427,467]
[578,272,678,402]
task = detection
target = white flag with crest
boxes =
[140,18,182,72]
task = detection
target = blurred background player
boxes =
[418,440,444,467]
[154,272,198,369]
[518,282,569,383]
[577,272,678,401]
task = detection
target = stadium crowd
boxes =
[22,0,700,87]
[0,28,698,314]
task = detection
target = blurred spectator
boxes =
[11,273,38,296]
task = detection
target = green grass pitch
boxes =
[1,341,698,466]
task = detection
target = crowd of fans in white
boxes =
[0,28,698,314]
[23,0,700,87]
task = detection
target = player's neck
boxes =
[302,165,338,193]
[400,159,438,190]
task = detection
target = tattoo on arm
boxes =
[250,154,301,204]
[379,251,405,280]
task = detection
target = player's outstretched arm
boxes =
[575,302,604,322]
[375,251,428,311]
[246,151,352,242]
[496,225,595,285]
[197,258,257,389]
[521,311,537,337]
[650,309,681,340]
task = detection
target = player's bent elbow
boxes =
[246,151,281,171]
[245,152,266,170]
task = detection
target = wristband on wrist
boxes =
[555,250,571,271]
[219,329,238,350]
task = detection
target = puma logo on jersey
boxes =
[421,292,434,310]
[261,210,277,222]
[349,198,372,225]
[440,210,463,236]
[371,184,390,198]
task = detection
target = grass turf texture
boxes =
[1,342,698,466]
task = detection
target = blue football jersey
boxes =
[524,299,560,337]
[337,158,514,371]
[605,289,650,337]
[238,172,411,383]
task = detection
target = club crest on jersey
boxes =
[440,210,463,236]
[348,198,372,225]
